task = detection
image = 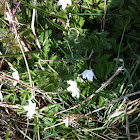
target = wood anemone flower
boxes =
[57,0,72,10]
[67,80,80,98]
[24,99,36,119]
[79,70,97,82]
[10,67,19,86]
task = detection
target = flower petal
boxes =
[57,0,72,10]
[67,80,77,87]
[67,80,80,98]
[10,67,19,86]
[79,70,97,82]
[24,99,36,119]
[57,0,63,6]
[62,4,67,10]
[67,0,72,5]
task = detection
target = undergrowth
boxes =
[0,0,140,139]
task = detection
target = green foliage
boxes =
[35,70,59,92]
[0,0,140,139]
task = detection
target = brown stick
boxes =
[0,102,19,109]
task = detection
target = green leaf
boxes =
[21,93,27,104]
[18,128,32,140]
[46,18,67,32]
[99,96,104,107]
[3,93,13,100]
[5,121,12,140]
[86,0,93,5]
[49,55,57,65]
[12,93,17,104]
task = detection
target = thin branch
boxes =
[134,136,140,140]
[0,73,63,95]
[0,102,19,109]
[12,1,21,17]
[44,121,65,130]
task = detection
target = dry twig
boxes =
[0,102,19,109]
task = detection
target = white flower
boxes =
[24,99,36,119]
[63,117,69,127]
[0,90,3,102]
[10,67,19,86]
[57,0,72,10]
[79,70,97,82]
[67,80,80,98]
